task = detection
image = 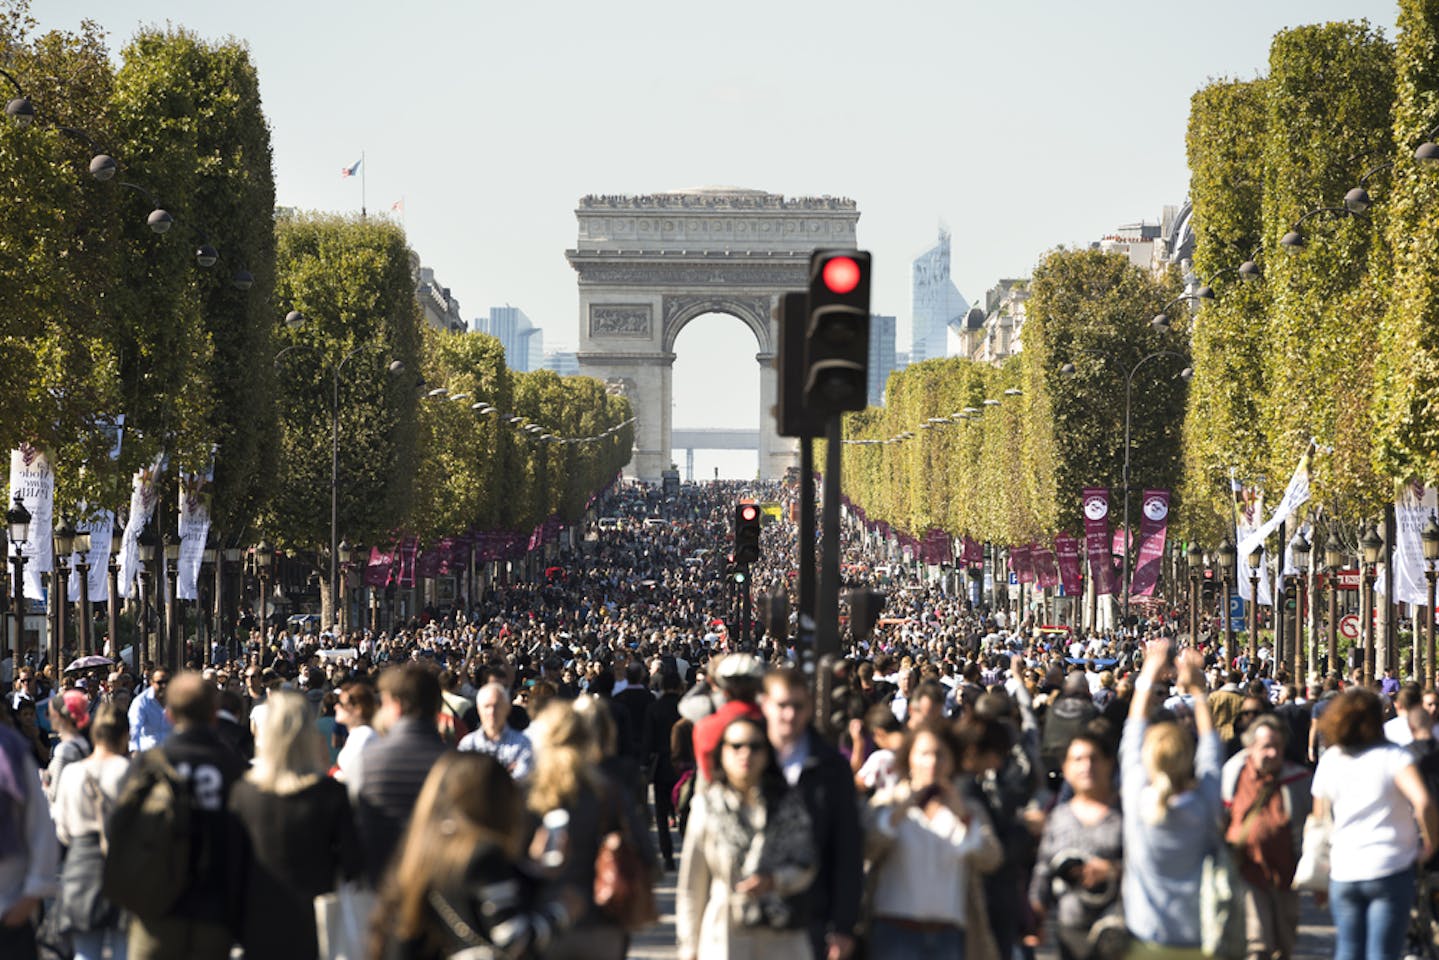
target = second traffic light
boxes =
[804,249,872,416]
[734,502,762,565]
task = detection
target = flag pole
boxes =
[361,149,367,220]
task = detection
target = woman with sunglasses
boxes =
[677,714,815,960]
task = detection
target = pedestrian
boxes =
[0,696,59,960]
[457,681,534,781]
[127,668,171,754]
[353,664,448,886]
[864,721,1002,960]
[371,752,580,959]
[45,688,93,802]
[677,713,817,960]
[51,702,130,960]
[333,680,378,789]
[646,669,685,871]
[1312,687,1439,960]
[230,689,364,960]
[1220,713,1311,960]
[1119,640,1222,960]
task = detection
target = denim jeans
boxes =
[73,927,128,960]
[869,919,965,960]
[1329,865,1415,960]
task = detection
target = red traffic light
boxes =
[822,256,861,295]
[740,504,759,522]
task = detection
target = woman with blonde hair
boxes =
[527,698,651,960]
[372,752,578,960]
[1119,639,1222,960]
[231,689,362,960]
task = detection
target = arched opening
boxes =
[671,311,762,480]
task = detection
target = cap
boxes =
[712,653,764,682]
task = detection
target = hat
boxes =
[712,653,764,683]
[55,689,91,731]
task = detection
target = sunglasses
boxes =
[723,739,766,753]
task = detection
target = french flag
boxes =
[341,159,361,178]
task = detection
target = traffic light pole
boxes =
[816,415,842,662]
[798,437,816,661]
[741,562,752,647]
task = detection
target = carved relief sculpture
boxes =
[589,304,652,338]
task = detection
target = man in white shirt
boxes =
[1385,682,1423,746]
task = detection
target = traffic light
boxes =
[774,292,825,438]
[759,586,790,640]
[847,588,887,641]
[804,250,872,415]
[734,502,762,565]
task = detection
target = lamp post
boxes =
[254,539,272,655]
[1290,531,1311,684]
[1247,544,1263,662]
[107,519,122,662]
[1217,538,1236,665]
[73,523,92,657]
[1059,340,1193,634]
[163,534,180,670]
[137,522,158,671]
[7,494,31,665]
[1361,524,1385,687]
[220,545,243,665]
[52,515,76,670]
[1423,516,1439,689]
[337,539,353,635]
[1187,542,1204,646]
[1324,532,1344,678]
[201,537,218,667]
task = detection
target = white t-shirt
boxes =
[1312,743,1420,882]
[857,749,898,793]
[1384,713,1415,747]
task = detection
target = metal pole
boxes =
[741,563,752,647]
[1222,573,1233,666]
[1296,577,1307,686]
[816,417,842,661]
[1327,574,1339,679]
[165,564,178,671]
[799,437,816,663]
[1121,372,1134,635]
[107,556,118,662]
[77,560,90,657]
[1428,566,1437,689]
[11,553,25,667]
[1248,572,1260,664]
[1189,572,1199,645]
[331,371,340,633]
[51,568,64,673]
[1363,564,1376,687]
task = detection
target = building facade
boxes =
[910,229,969,364]
[411,253,466,334]
[543,350,580,377]
[478,306,544,372]
[972,279,1029,364]
[867,314,897,407]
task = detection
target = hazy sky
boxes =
[35,0,1399,454]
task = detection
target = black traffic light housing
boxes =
[734,502,762,566]
[847,588,887,641]
[804,250,872,416]
[775,292,826,438]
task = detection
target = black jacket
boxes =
[157,726,247,928]
[791,728,863,943]
[643,691,681,782]
[355,716,448,885]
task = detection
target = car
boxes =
[643,517,667,528]
[597,517,621,530]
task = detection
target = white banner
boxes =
[176,451,215,601]
[1237,449,1312,561]
[8,445,54,603]
[67,509,114,602]
[1234,481,1273,607]
[1375,481,1438,607]
[116,454,165,600]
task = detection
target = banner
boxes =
[176,448,216,601]
[1012,544,1035,584]
[67,509,113,602]
[116,453,166,600]
[1033,544,1059,589]
[1083,488,1115,595]
[396,537,419,588]
[364,545,395,588]
[1237,448,1311,559]
[962,536,983,565]
[1055,534,1082,594]
[1386,480,1437,606]
[8,445,54,603]
[1233,477,1273,607]
[1128,489,1170,598]
[415,547,442,579]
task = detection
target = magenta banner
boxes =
[396,537,419,588]
[364,545,395,588]
[1033,544,1059,589]
[962,537,983,564]
[1012,544,1035,584]
[1128,489,1171,597]
[415,547,442,579]
[1083,488,1115,596]
[1055,534,1082,594]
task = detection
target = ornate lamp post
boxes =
[1217,538,1237,666]
[1247,544,1263,662]
[1187,542,1204,646]
[337,539,353,636]
[1290,531,1311,683]
[254,539,273,656]
[136,522,158,671]
[1361,524,1385,686]
[163,533,180,670]
[73,523,92,657]
[52,515,76,669]
[1423,516,1439,689]
[106,519,122,661]
[1324,532,1344,679]
[7,495,31,665]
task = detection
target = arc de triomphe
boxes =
[567,188,861,482]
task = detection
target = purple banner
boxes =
[364,545,395,588]
[1055,534,1082,594]
[1128,489,1171,598]
[1033,545,1059,589]
[415,548,442,579]
[962,536,983,564]
[396,537,419,588]
[1083,488,1115,596]
[1012,544,1035,584]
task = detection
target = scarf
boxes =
[1225,762,1295,889]
[703,781,815,929]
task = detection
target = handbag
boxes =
[1291,812,1333,892]
[314,882,374,960]
[593,788,658,930]
[1200,841,1245,959]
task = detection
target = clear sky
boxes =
[35,0,1400,465]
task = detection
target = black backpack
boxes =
[102,749,192,920]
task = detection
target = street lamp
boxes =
[1424,515,1439,689]
[107,518,123,662]
[73,523,92,657]
[7,494,30,665]
[137,522,158,670]
[53,515,76,668]
[1279,206,1365,251]
[1361,524,1385,686]
[1247,544,1263,661]
[1324,530,1344,677]
[337,539,353,635]
[1186,541,1204,645]
[163,534,181,669]
[1217,537,1237,665]
[1290,530,1311,682]
[254,538,273,645]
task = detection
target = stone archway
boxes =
[567,188,861,481]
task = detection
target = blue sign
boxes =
[1228,594,1245,618]
[1008,572,1018,585]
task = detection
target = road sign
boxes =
[1228,594,1245,618]
[1008,572,1018,585]
[1339,614,1361,641]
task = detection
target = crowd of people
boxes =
[0,478,1437,960]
